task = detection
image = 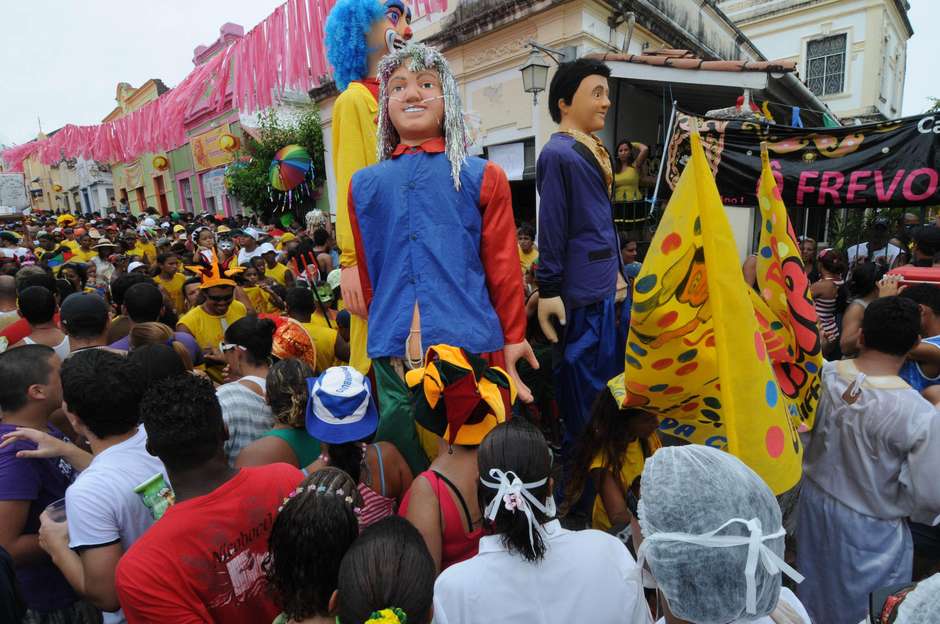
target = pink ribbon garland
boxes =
[3,0,452,172]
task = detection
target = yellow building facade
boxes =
[21,131,76,214]
[103,80,179,215]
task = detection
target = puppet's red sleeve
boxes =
[479,161,526,345]
[346,179,373,307]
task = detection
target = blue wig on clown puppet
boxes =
[325,0,412,379]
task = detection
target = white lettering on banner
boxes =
[917,116,940,134]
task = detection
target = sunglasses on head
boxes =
[206,292,233,302]
[219,342,246,353]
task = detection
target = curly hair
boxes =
[266,358,314,427]
[59,262,87,289]
[325,0,386,91]
[140,374,224,471]
[61,349,143,438]
[265,467,361,621]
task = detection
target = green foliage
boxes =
[827,206,912,251]
[928,97,940,113]
[225,104,326,221]
[826,209,867,251]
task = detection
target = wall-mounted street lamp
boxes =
[519,41,571,105]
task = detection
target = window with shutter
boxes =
[806,34,847,96]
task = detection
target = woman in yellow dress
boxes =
[612,139,650,203]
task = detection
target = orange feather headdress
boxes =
[186,250,244,289]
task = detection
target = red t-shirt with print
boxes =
[115,463,303,623]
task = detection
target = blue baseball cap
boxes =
[305,366,379,444]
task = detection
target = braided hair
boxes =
[265,467,362,621]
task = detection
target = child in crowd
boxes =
[305,366,413,529]
[266,468,362,624]
[336,516,435,624]
[564,377,660,542]
[152,253,185,313]
[238,262,284,314]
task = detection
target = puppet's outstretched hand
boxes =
[537,296,566,343]
[341,266,368,319]
[503,340,538,404]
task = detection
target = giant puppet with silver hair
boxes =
[327,0,413,379]
[345,42,538,475]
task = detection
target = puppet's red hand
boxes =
[341,266,368,319]
[503,340,538,404]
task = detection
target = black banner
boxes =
[665,111,940,209]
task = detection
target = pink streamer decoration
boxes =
[1,0,448,173]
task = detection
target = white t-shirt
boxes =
[433,520,652,623]
[654,588,811,624]
[845,242,901,269]
[66,426,166,624]
[237,246,264,266]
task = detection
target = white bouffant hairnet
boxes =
[897,573,940,623]
[637,445,802,623]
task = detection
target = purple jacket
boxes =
[536,133,620,308]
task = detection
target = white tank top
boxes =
[24,335,71,361]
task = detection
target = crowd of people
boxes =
[1,45,940,624]
[0,204,937,624]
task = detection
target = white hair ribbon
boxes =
[637,517,804,615]
[480,468,555,552]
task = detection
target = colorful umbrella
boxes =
[269,144,312,191]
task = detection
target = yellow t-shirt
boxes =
[519,246,539,273]
[154,273,186,313]
[71,248,97,263]
[61,240,81,254]
[590,434,662,531]
[264,262,291,286]
[177,300,247,383]
[301,321,339,373]
[613,166,642,202]
[243,286,279,314]
[307,308,337,329]
[130,242,156,264]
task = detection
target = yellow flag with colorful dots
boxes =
[753,144,823,432]
[620,131,802,495]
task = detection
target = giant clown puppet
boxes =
[325,0,413,378]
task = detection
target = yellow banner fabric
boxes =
[621,132,802,494]
[753,145,823,432]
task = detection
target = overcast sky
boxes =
[0,0,938,147]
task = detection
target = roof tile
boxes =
[587,48,796,74]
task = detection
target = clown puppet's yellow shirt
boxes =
[332,79,378,374]
[622,132,802,495]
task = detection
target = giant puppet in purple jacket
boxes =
[536,58,624,449]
